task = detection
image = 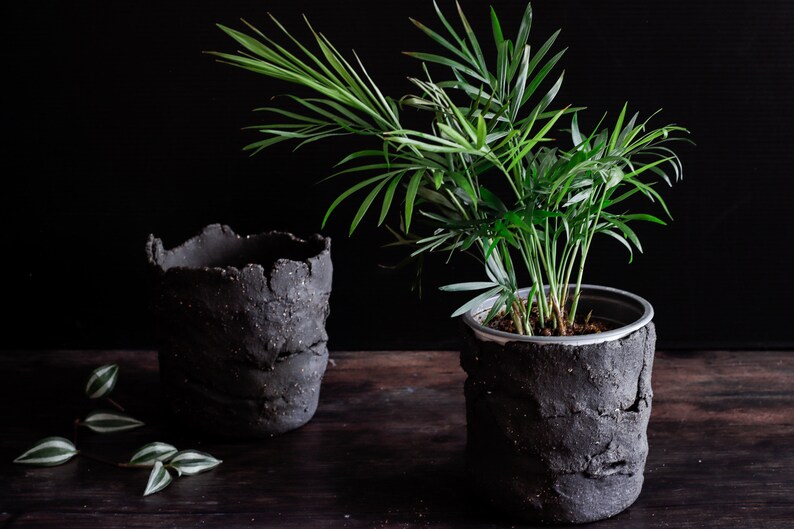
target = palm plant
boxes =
[211,1,688,336]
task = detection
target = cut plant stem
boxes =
[511,300,527,335]
[78,451,152,469]
[551,297,567,335]
[106,398,125,412]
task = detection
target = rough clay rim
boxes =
[146,223,331,275]
[462,284,654,346]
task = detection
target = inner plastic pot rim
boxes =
[462,284,654,346]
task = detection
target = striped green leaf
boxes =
[84,364,119,399]
[82,411,144,434]
[143,461,173,496]
[168,450,222,476]
[130,442,178,466]
[14,437,77,467]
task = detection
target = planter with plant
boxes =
[146,224,332,438]
[210,1,688,522]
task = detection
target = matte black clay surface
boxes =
[146,224,332,438]
[461,323,655,523]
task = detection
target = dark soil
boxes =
[487,302,611,336]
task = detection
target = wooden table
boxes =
[1,350,792,528]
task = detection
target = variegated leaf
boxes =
[84,364,119,399]
[143,461,172,496]
[14,437,78,467]
[82,411,144,433]
[168,450,222,476]
[129,442,178,466]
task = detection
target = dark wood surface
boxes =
[1,349,792,528]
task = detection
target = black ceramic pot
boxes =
[460,285,655,524]
[146,224,332,438]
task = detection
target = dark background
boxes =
[3,0,792,351]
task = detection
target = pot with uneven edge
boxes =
[460,285,655,524]
[146,224,332,438]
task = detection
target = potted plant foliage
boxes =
[210,1,689,522]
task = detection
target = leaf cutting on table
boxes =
[13,437,78,467]
[84,364,119,399]
[168,450,223,476]
[129,442,178,466]
[143,461,173,496]
[82,411,144,433]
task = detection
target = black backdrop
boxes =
[4,0,793,350]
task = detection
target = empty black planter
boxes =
[146,224,332,438]
[461,285,656,524]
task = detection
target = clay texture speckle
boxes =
[461,323,655,523]
[147,224,332,438]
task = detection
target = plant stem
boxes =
[511,301,526,335]
[106,398,125,413]
[569,190,606,322]
[78,451,122,468]
[72,418,80,446]
[78,451,151,469]
[550,296,567,335]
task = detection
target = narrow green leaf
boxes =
[85,364,119,399]
[402,52,487,83]
[571,112,584,148]
[351,50,401,126]
[479,186,507,212]
[437,123,475,148]
[448,171,477,203]
[409,17,472,67]
[524,29,562,92]
[350,176,392,235]
[379,174,404,225]
[456,1,487,75]
[451,286,503,318]
[404,169,424,231]
[490,6,504,47]
[506,106,569,173]
[82,411,144,434]
[322,174,392,228]
[168,450,222,477]
[511,45,530,120]
[14,437,77,467]
[496,40,509,96]
[432,0,464,43]
[521,47,566,109]
[621,213,667,225]
[143,461,173,496]
[605,166,624,189]
[484,290,511,324]
[529,70,565,120]
[600,228,635,261]
[609,102,628,152]
[515,3,533,53]
[475,114,487,149]
[265,14,347,86]
[609,217,643,253]
[130,443,179,466]
[439,281,498,292]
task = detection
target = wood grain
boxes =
[1,349,792,528]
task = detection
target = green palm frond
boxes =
[212,2,690,335]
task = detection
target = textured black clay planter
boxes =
[146,224,332,438]
[461,285,655,524]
